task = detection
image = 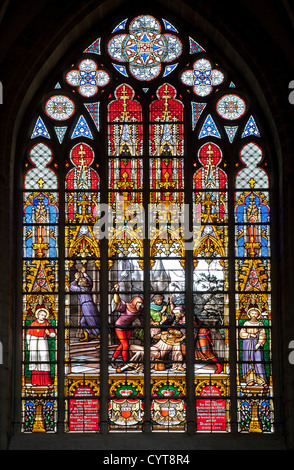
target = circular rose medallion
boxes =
[45,95,75,121]
[122,30,168,68]
[216,94,246,120]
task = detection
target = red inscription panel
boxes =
[196,385,227,431]
[69,385,99,431]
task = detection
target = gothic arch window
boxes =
[21,13,274,434]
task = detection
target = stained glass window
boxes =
[21,14,274,434]
[22,142,59,431]
[108,15,182,81]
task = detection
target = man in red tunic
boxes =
[26,305,56,386]
[111,284,143,371]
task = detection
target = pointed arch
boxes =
[18,7,276,440]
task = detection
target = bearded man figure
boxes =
[70,266,100,347]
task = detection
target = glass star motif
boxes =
[107,15,182,81]
[181,58,224,97]
[66,59,110,97]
